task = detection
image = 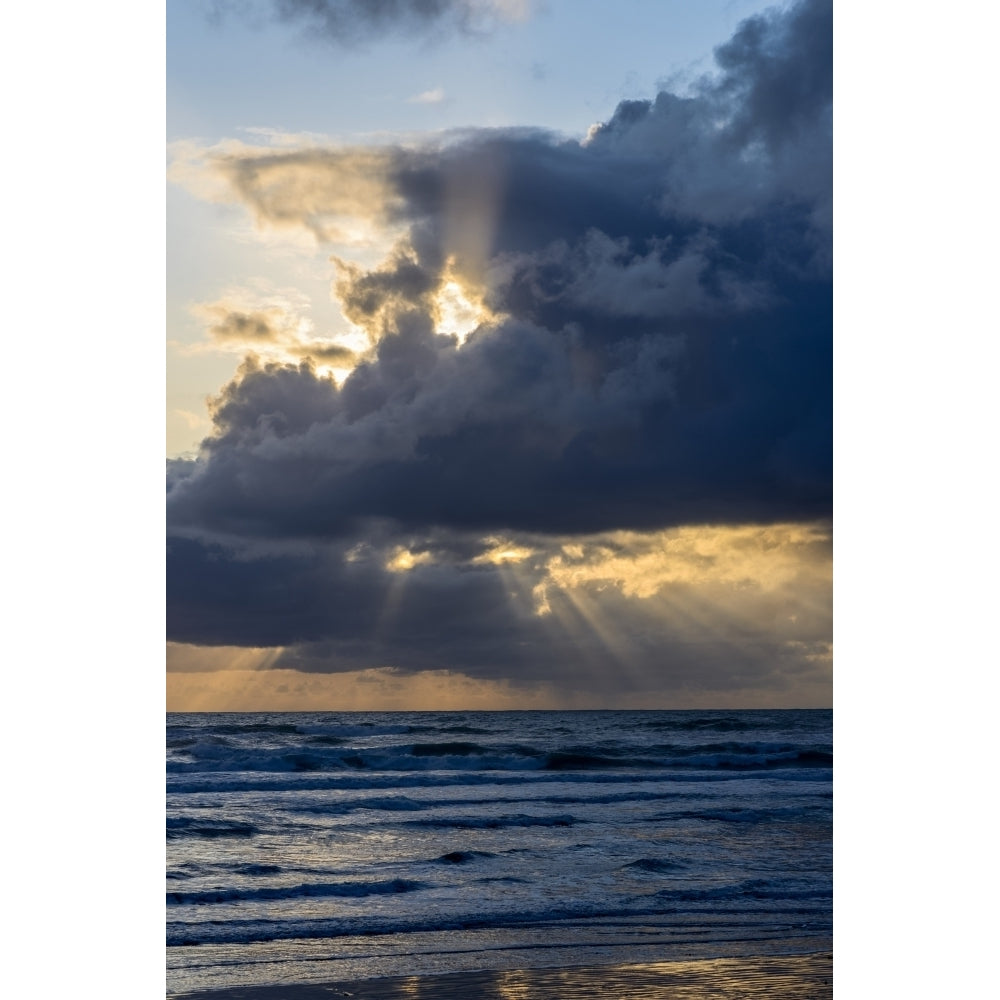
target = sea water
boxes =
[166,710,832,996]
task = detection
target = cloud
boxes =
[211,0,533,48]
[408,87,446,105]
[167,666,562,712]
[168,0,832,701]
[216,147,400,242]
[190,298,358,375]
[199,304,288,344]
[166,662,822,711]
[166,521,831,702]
[170,5,832,537]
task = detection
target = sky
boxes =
[166,0,832,711]
[8,1,998,991]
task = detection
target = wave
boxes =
[167,744,833,776]
[233,863,283,876]
[166,735,831,776]
[166,817,257,839]
[196,722,302,735]
[408,724,494,735]
[168,878,428,907]
[166,886,829,947]
[654,879,833,905]
[401,813,578,830]
[640,717,759,733]
[621,858,686,873]
[166,767,828,804]
[653,805,826,825]
[543,751,662,770]
[292,723,415,738]
[435,850,497,864]
[409,741,494,757]
[276,786,725,822]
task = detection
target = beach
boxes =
[169,952,832,999]
[168,711,831,995]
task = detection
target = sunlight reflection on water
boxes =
[171,953,833,999]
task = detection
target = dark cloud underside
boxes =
[167,524,832,697]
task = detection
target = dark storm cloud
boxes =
[212,0,524,47]
[206,357,343,451]
[168,0,832,688]
[171,0,831,540]
[712,0,833,151]
[167,531,525,662]
[167,522,832,698]
[333,248,440,336]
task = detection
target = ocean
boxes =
[166,710,832,996]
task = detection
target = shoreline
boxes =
[169,951,832,999]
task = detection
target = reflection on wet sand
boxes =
[173,952,832,999]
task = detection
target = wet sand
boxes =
[170,952,832,999]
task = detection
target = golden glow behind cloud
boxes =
[172,137,511,364]
[168,139,403,245]
[190,295,360,380]
[433,277,492,343]
[166,521,831,709]
[386,547,435,573]
[472,537,536,565]
[542,522,831,601]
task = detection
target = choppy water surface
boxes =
[166,710,831,996]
